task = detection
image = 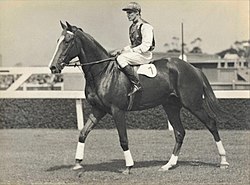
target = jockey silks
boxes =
[129,19,155,52]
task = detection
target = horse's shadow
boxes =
[46,160,218,173]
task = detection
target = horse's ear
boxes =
[66,21,73,32]
[60,21,67,30]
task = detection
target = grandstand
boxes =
[0,52,249,91]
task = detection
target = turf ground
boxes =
[0,129,249,185]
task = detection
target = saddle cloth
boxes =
[136,64,157,78]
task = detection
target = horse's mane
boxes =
[75,28,109,56]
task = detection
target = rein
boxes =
[64,57,116,67]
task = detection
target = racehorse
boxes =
[49,21,229,174]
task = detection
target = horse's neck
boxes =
[77,31,116,86]
[78,44,110,82]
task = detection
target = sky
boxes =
[0,0,249,67]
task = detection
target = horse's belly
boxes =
[132,77,170,110]
[131,99,163,111]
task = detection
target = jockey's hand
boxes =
[110,49,122,57]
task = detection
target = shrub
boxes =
[0,99,249,130]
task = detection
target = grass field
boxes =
[0,129,249,185]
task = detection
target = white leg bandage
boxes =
[168,154,178,165]
[124,150,134,167]
[216,141,226,156]
[75,142,85,160]
[160,154,178,171]
[216,141,229,167]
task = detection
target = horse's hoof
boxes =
[159,164,176,171]
[122,166,132,175]
[220,162,229,169]
[72,163,83,171]
[158,166,171,171]
[158,167,167,172]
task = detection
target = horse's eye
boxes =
[65,34,71,42]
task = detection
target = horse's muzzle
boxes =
[50,66,61,74]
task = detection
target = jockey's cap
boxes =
[122,2,141,13]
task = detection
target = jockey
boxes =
[112,2,155,96]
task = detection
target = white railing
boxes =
[0,67,85,130]
[1,67,249,130]
[1,90,249,99]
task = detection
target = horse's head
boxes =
[49,21,82,74]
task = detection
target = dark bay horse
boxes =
[49,21,229,174]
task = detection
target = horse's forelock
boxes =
[71,26,81,33]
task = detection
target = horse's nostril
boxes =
[50,66,57,74]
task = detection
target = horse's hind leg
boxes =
[73,107,106,170]
[160,100,185,171]
[190,107,229,169]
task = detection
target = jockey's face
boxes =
[126,10,140,22]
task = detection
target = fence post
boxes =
[232,80,236,90]
[76,99,84,130]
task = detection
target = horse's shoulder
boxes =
[105,60,128,80]
[105,60,119,73]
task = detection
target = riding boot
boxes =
[123,65,142,96]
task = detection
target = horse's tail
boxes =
[200,71,225,119]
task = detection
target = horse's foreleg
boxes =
[160,103,184,171]
[73,108,106,170]
[73,115,96,170]
[112,107,133,174]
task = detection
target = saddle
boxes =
[134,64,157,78]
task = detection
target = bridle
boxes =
[58,30,116,68]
